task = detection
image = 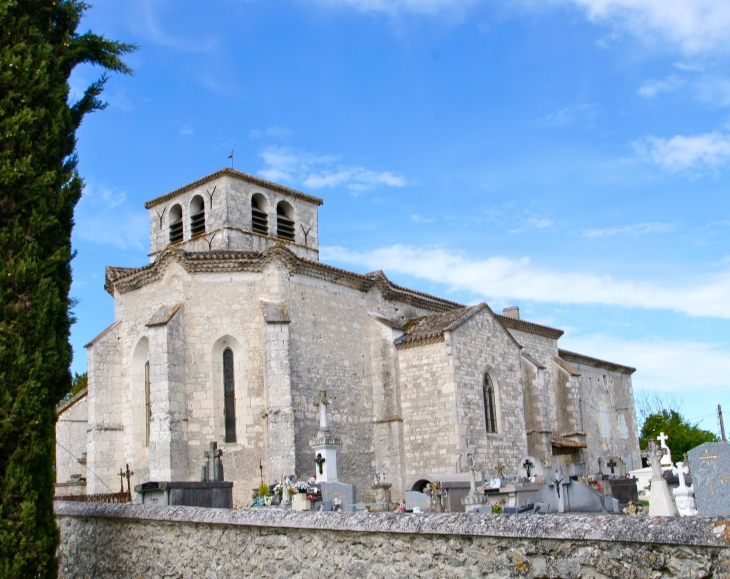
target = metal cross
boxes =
[495,462,505,479]
[117,467,125,493]
[259,460,264,485]
[522,459,534,478]
[123,464,135,496]
[315,453,326,475]
[606,458,618,474]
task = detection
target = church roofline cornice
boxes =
[494,314,564,340]
[558,349,636,375]
[143,168,324,209]
[104,246,463,313]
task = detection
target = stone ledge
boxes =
[54,502,730,547]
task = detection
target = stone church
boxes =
[56,168,641,506]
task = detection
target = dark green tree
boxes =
[640,410,718,462]
[0,2,133,576]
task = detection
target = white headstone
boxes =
[671,461,697,517]
[657,432,673,467]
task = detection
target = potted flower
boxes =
[294,481,309,494]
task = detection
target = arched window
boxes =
[169,204,183,244]
[144,361,151,447]
[190,195,205,237]
[223,348,236,443]
[276,201,295,242]
[483,373,497,434]
[251,194,268,235]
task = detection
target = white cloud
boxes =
[73,183,148,251]
[634,131,730,171]
[559,0,730,54]
[311,0,476,15]
[582,222,675,237]
[540,104,596,128]
[562,333,730,392]
[258,146,405,192]
[179,125,194,136]
[509,218,554,234]
[411,214,434,223]
[321,244,730,318]
[638,76,683,98]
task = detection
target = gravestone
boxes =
[688,442,730,516]
[671,461,697,517]
[405,490,430,512]
[643,441,678,517]
[320,481,356,508]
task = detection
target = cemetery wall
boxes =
[55,502,730,579]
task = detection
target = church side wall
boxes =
[570,362,641,474]
[449,312,527,478]
[505,328,559,438]
[55,396,88,493]
[398,340,456,484]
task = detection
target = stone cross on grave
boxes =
[314,390,332,431]
[455,442,485,507]
[672,462,690,491]
[523,459,534,478]
[606,458,618,474]
[657,431,673,466]
[642,440,667,480]
[201,441,224,482]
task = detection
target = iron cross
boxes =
[523,459,534,478]
[315,453,326,475]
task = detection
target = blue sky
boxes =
[70,0,730,435]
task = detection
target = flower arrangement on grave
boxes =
[294,480,309,494]
[394,504,406,513]
[250,482,273,507]
[491,503,503,514]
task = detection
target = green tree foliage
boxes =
[0,2,133,576]
[640,410,718,462]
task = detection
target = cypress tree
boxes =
[0,2,134,576]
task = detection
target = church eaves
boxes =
[143,168,324,209]
[494,313,564,340]
[558,349,636,375]
[104,245,463,313]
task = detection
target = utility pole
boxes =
[719,405,727,443]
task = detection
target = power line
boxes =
[55,440,115,493]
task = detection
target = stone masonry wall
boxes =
[449,310,527,478]
[55,502,730,579]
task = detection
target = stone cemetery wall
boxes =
[56,502,730,579]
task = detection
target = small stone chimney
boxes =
[503,306,520,320]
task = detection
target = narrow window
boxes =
[483,373,497,434]
[145,361,151,447]
[276,201,295,242]
[169,204,183,244]
[251,194,268,235]
[190,195,205,237]
[223,348,236,443]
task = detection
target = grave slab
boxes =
[688,442,730,516]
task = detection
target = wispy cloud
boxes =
[73,183,148,251]
[250,126,293,140]
[311,0,477,16]
[556,0,730,54]
[540,103,596,128]
[411,214,434,223]
[258,146,405,193]
[582,222,676,237]
[563,333,730,392]
[322,244,730,318]
[179,125,194,136]
[634,131,730,171]
[638,75,684,98]
[509,218,554,234]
